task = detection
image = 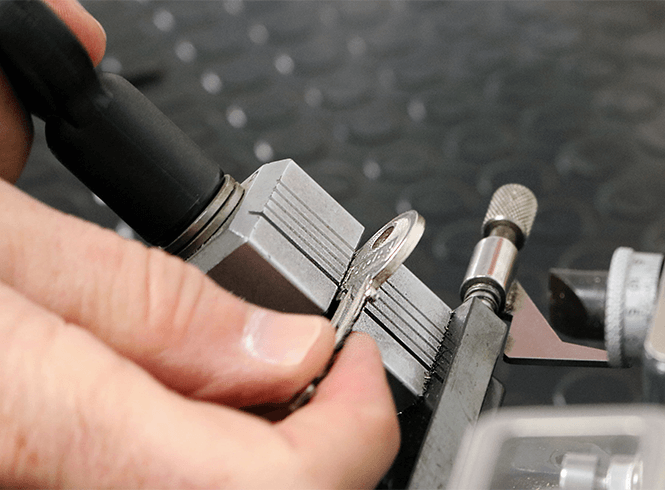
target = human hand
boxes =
[0,1,400,487]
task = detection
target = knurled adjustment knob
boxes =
[461,184,538,312]
[482,183,538,250]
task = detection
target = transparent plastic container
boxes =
[448,406,665,489]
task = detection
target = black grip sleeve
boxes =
[47,73,223,246]
[0,1,225,246]
[0,0,99,121]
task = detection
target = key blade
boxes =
[346,210,425,290]
[332,275,373,348]
[290,211,426,412]
[333,211,425,349]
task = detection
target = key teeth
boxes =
[482,183,538,241]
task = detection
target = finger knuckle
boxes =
[0,310,102,485]
[136,247,208,350]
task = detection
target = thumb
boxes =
[0,181,335,407]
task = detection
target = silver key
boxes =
[289,210,425,410]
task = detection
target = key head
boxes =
[345,210,425,291]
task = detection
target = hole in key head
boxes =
[372,225,395,249]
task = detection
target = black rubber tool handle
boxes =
[0,0,224,246]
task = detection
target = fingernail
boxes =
[242,309,324,366]
[90,16,107,45]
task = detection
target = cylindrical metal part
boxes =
[461,283,501,312]
[460,236,518,311]
[461,184,537,312]
[559,453,640,490]
[605,456,640,490]
[165,174,244,258]
[559,453,599,490]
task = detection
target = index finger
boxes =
[277,333,401,489]
[42,0,106,66]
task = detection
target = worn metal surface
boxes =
[409,298,508,489]
[355,264,453,404]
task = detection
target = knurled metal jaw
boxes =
[186,159,452,407]
[188,159,361,314]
